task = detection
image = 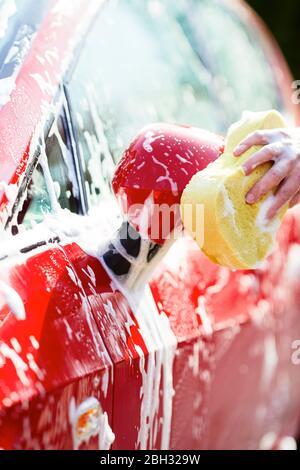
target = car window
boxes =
[67,87,114,207]
[46,113,80,214]
[17,163,52,229]
[16,109,80,231]
[67,0,224,207]
[175,0,284,123]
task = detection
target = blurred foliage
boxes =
[248,0,300,79]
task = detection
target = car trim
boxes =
[3,88,83,254]
[63,84,89,215]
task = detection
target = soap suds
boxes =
[0,22,35,106]
[0,342,29,386]
[221,186,235,218]
[143,131,164,153]
[0,0,16,39]
[221,185,240,235]
[256,195,280,234]
[100,259,177,450]
[261,334,278,390]
[152,156,178,196]
[0,281,26,320]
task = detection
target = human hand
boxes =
[233,128,300,220]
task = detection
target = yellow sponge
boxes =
[180,110,288,269]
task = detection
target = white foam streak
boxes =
[256,195,280,234]
[0,280,26,320]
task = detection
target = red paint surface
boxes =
[0,0,94,215]
[113,123,224,244]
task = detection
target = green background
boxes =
[248,0,300,79]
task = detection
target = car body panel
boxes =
[151,212,300,449]
[0,0,101,219]
[0,244,113,449]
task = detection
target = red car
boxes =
[0,0,300,450]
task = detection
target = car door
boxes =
[65,0,300,450]
[0,95,114,450]
[64,0,225,449]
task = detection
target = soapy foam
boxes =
[143,131,164,153]
[256,194,281,234]
[0,0,16,39]
[152,156,178,196]
[0,280,26,320]
[102,262,177,450]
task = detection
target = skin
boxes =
[233,128,300,220]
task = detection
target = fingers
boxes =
[267,171,300,219]
[242,143,282,175]
[232,127,300,216]
[234,130,275,156]
[245,160,290,204]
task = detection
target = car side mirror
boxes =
[102,123,224,289]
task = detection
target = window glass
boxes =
[46,114,80,214]
[17,163,52,229]
[17,109,80,231]
[69,89,114,207]
[176,0,284,122]
[68,0,223,207]
[69,0,286,208]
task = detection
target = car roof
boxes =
[0,0,101,222]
